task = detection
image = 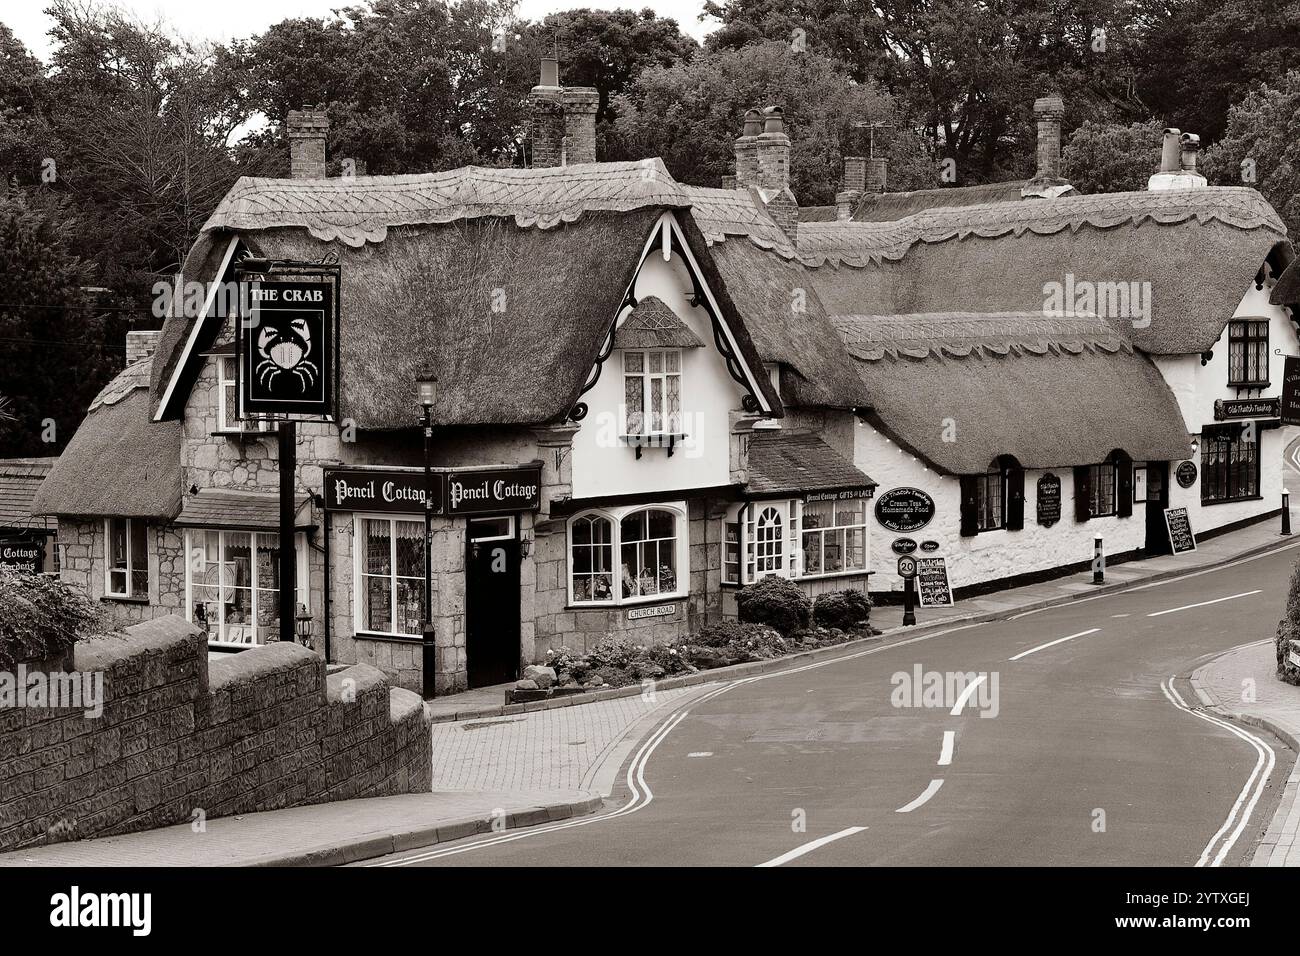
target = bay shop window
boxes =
[568,504,688,605]
[184,530,308,647]
[720,498,870,585]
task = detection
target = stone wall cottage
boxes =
[31,64,877,694]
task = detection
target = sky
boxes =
[4,0,719,61]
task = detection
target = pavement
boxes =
[1192,639,1300,867]
[3,513,1298,867]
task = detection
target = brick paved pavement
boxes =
[1192,639,1300,867]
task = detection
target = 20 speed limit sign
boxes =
[897,555,917,577]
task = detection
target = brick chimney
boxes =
[734,109,762,188]
[125,330,160,366]
[837,124,888,219]
[734,106,797,243]
[287,105,329,179]
[1021,95,1073,198]
[1148,127,1207,190]
[527,56,598,167]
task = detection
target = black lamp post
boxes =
[417,374,438,699]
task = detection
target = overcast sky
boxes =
[5,0,718,61]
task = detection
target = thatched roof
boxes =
[0,458,57,530]
[746,431,876,496]
[835,312,1191,474]
[617,296,704,349]
[801,187,1287,355]
[32,359,182,519]
[680,185,795,254]
[203,160,689,246]
[853,182,1030,221]
[798,205,839,223]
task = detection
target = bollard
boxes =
[1284,489,1292,536]
[902,576,917,626]
[1093,536,1105,585]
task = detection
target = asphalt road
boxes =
[367,539,1300,868]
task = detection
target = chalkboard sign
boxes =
[1036,473,1061,527]
[1163,507,1197,553]
[1283,356,1300,426]
[916,556,953,607]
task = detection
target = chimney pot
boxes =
[540,55,559,88]
[742,108,763,137]
[763,106,784,135]
[1179,132,1201,173]
[1160,128,1182,173]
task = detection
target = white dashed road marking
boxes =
[896,779,944,813]
[756,827,868,867]
[1009,628,1101,661]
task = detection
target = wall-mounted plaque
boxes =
[891,537,918,555]
[1176,460,1198,489]
[1036,473,1061,527]
[874,488,935,533]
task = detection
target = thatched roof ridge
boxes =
[202,160,688,247]
[853,181,1029,222]
[800,187,1283,266]
[679,185,795,254]
[834,312,1130,360]
[32,360,182,519]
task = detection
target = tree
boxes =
[1202,72,1300,240]
[609,41,931,203]
[0,196,118,457]
[1137,0,1300,143]
[0,24,56,192]
[1061,118,1164,194]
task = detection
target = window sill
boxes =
[101,594,149,605]
[565,591,688,611]
[795,568,872,581]
[353,630,426,644]
[212,429,277,440]
[1201,494,1263,507]
[1228,382,1270,390]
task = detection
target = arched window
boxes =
[754,506,784,574]
[568,505,685,605]
[570,513,614,604]
[960,455,1024,536]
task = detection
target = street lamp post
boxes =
[417,374,438,699]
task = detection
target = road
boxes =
[366,539,1300,868]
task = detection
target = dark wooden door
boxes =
[1145,462,1170,555]
[465,531,521,688]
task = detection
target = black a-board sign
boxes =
[236,270,339,419]
[1163,507,1197,553]
[1283,356,1300,426]
[916,556,953,607]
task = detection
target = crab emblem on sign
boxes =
[238,276,335,418]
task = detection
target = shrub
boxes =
[692,620,752,648]
[735,575,811,635]
[1277,560,1300,686]
[0,569,108,670]
[813,589,872,631]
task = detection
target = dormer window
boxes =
[623,349,681,435]
[1228,319,1269,387]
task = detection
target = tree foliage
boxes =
[1062,118,1165,194]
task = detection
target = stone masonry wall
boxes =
[0,615,430,851]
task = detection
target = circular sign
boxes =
[891,537,918,555]
[919,540,940,553]
[874,487,936,533]
[1176,460,1198,488]
[897,555,917,578]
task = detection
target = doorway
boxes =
[464,515,521,688]
[1144,461,1170,555]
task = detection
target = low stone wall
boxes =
[0,615,430,851]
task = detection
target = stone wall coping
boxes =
[326,662,388,701]
[208,639,319,692]
[73,616,197,671]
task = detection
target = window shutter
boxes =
[1074,466,1092,522]
[1117,458,1134,518]
[1006,467,1025,531]
[959,475,978,537]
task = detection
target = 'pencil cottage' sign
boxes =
[323,469,445,514]
[446,465,543,515]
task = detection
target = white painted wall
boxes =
[570,218,750,499]
[1151,279,1300,535]
[855,422,1148,594]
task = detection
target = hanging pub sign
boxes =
[446,465,543,515]
[236,272,338,419]
[0,537,44,574]
[874,487,935,533]
[1036,473,1061,527]
[1164,507,1197,554]
[1176,460,1198,489]
[1283,356,1300,426]
[1215,398,1280,421]
[322,468,444,515]
[916,557,953,607]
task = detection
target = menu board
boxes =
[916,556,953,607]
[1163,507,1197,554]
[1036,473,1061,527]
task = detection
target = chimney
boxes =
[734,109,762,189]
[1021,95,1072,198]
[527,57,598,167]
[1148,127,1207,190]
[287,104,329,179]
[755,106,790,192]
[125,330,160,366]
[835,190,860,221]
